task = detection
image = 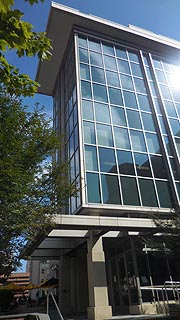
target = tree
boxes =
[0,0,51,96]
[0,89,77,278]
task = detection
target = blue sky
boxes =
[13,0,180,271]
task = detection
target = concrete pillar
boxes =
[87,231,112,320]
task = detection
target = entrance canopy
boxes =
[24,214,158,260]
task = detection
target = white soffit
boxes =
[36,2,180,96]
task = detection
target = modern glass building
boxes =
[30,2,180,319]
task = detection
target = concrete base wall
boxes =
[129,302,167,315]
[87,306,112,320]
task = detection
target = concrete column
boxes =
[87,231,112,320]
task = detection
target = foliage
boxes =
[0,89,77,278]
[0,0,51,96]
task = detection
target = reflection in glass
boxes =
[104,55,117,70]
[128,51,139,63]
[80,64,90,80]
[106,70,120,87]
[82,100,94,120]
[85,145,98,171]
[156,181,172,208]
[83,121,95,144]
[169,119,180,137]
[118,60,130,74]
[131,63,143,77]
[121,177,140,205]
[81,81,92,99]
[111,106,126,126]
[117,150,135,175]
[139,179,158,207]
[99,147,117,173]
[109,87,123,105]
[124,91,138,109]
[103,43,114,55]
[134,153,151,177]
[94,102,110,123]
[89,39,101,51]
[91,66,105,83]
[93,84,108,102]
[146,133,161,154]
[150,155,167,179]
[156,70,167,84]
[130,130,146,152]
[114,127,130,149]
[87,173,101,203]
[79,48,89,63]
[134,78,147,94]
[127,109,142,129]
[175,138,180,157]
[101,174,121,204]
[141,113,156,132]
[78,36,87,48]
[116,48,127,59]
[97,123,113,147]
[160,85,171,100]
[90,51,103,67]
[164,101,177,118]
[169,158,179,180]
[121,74,134,90]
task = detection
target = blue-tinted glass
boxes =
[85,145,98,171]
[127,109,142,129]
[82,100,94,120]
[130,130,146,152]
[137,94,151,112]
[95,102,110,123]
[79,48,89,63]
[116,48,127,59]
[175,103,180,118]
[73,104,78,126]
[111,106,126,126]
[69,134,74,158]
[146,67,153,81]
[103,43,114,55]
[117,150,135,175]
[146,133,161,154]
[108,87,123,105]
[153,58,162,69]
[90,51,103,67]
[158,116,167,134]
[99,147,117,173]
[175,138,180,157]
[114,127,130,149]
[104,55,117,71]
[163,136,173,156]
[134,78,147,94]
[87,173,101,203]
[164,101,177,118]
[128,51,139,63]
[75,149,79,177]
[156,181,172,208]
[106,70,120,87]
[171,87,180,102]
[150,155,167,179]
[134,153,151,177]
[93,84,108,102]
[150,82,157,97]
[154,98,161,114]
[163,62,173,72]
[83,121,95,144]
[160,85,172,100]
[101,174,121,204]
[131,63,143,77]
[97,124,113,147]
[81,81,92,99]
[80,64,90,80]
[121,74,134,90]
[118,60,130,74]
[78,36,88,48]
[124,91,138,109]
[169,119,180,136]
[121,177,140,205]
[156,70,167,84]
[91,66,105,83]
[139,179,158,207]
[142,113,156,132]
[143,55,149,66]
[89,39,101,52]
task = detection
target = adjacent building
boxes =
[28,2,180,319]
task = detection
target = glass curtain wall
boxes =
[77,33,180,209]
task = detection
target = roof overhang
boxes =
[36,2,180,96]
[24,214,158,259]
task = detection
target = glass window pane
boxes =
[79,48,89,63]
[81,81,92,99]
[114,127,130,149]
[116,48,127,59]
[130,130,146,152]
[99,147,117,173]
[169,119,180,136]
[121,177,140,205]
[111,106,126,126]
[150,155,168,179]
[121,74,134,90]
[82,100,94,120]
[139,179,158,207]
[80,64,90,80]
[93,84,108,103]
[141,113,156,132]
[131,63,143,77]
[91,66,105,83]
[134,153,152,177]
[154,98,161,114]
[175,138,180,157]
[146,133,161,154]
[118,60,130,74]
[102,43,114,55]
[85,145,98,171]
[171,87,180,102]
[87,173,101,203]
[106,70,120,87]
[160,85,171,100]
[164,136,173,156]
[156,70,167,84]
[117,150,135,175]
[124,91,138,109]
[89,39,101,52]
[97,123,113,147]
[164,101,177,118]
[78,36,87,48]
[127,109,142,129]
[134,78,147,94]
[169,158,179,180]
[156,181,172,208]
[108,87,123,105]
[128,51,139,63]
[104,55,117,70]
[158,116,167,134]
[90,51,103,67]
[95,102,110,123]
[101,174,121,204]
[83,121,95,144]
